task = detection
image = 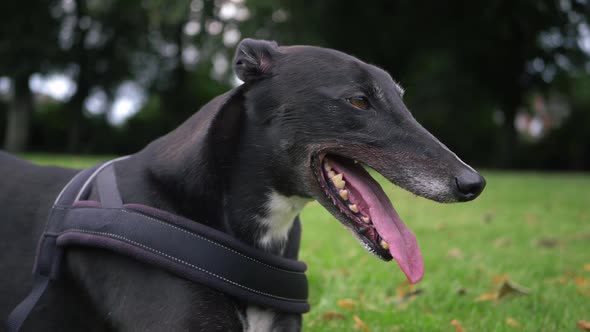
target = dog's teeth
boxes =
[331,173,346,189]
[348,204,359,213]
[354,160,359,164]
[380,240,389,250]
[324,161,332,171]
[339,189,349,200]
[362,216,371,223]
[327,170,336,179]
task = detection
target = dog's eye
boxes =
[347,97,369,110]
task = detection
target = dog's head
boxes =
[232,39,485,283]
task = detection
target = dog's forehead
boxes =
[368,66,405,97]
[278,45,402,95]
[279,46,363,76]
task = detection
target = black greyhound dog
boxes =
[0,39,485,331]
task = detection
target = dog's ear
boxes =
[233,38,279,82]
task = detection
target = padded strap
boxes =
[51,206,309,312]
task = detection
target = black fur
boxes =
[1,39,484,331]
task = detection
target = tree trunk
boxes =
[161,21,188,125]
[498,107,518,167]
[3,74,33,153]
[496,88,522,168]
[66,0,89,153]
[66,77,89,153]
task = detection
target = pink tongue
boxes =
[330,159,424,284]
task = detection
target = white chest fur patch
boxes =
[257,191,310,250]
[244,306,275,332]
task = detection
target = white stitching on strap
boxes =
[120,209,304,275]
[62,229,305,302]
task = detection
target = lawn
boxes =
[22,154,590,331]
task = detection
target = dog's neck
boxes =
[116,100,310,256]
[221,114,311,254]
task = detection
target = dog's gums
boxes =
[321,158,384,249]
[315,154,424,284]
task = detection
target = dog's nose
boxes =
[455,171,486,201]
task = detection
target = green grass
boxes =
[19,153,115,169]
[21,155,590,331]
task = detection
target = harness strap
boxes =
[95,164,123,208]
[6,158,309,331]
[6,162,104,332]
[5,275,50,332]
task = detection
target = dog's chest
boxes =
[256,191,310,251]
[238,192,309,331]
[241,306,276,332]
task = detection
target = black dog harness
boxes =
[6,158,309,331]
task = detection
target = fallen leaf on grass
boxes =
[456,287,468,295]
[476,279,530,302]
[475,292,497,302]
[397,282,415,297]
[556,271,577,284]
[535,237,560,248]
[584,264,590,272]
[447,248,464,259]
[493,237,512,248]
[338,268,351,277]
[525,213,538,225]
[575,276,590,296]
[493,274,510,285]
[353,315,370,332]
[497,280,531,299]
[578,320,590,330]
[396,282,423,298]
[321,311,345,321]
[575,276,590,286]
[572,232,590,241]
[337,299,358,310]
[506,317,522,328]
[550,272,590,296]
[450,319,466,332]
[482,211,495,224]
[358,293,380,311]
[392,282,424,307]
[435,223,447,230]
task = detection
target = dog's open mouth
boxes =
[315,154,424,283]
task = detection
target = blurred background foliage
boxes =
[0,0,589,169]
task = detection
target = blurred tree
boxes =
[123,0,245,139]
[2,0,588,169]
[53,0,151,152]
[274,0,589,167]
[140,0,209,129]
[0,0,60,152]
